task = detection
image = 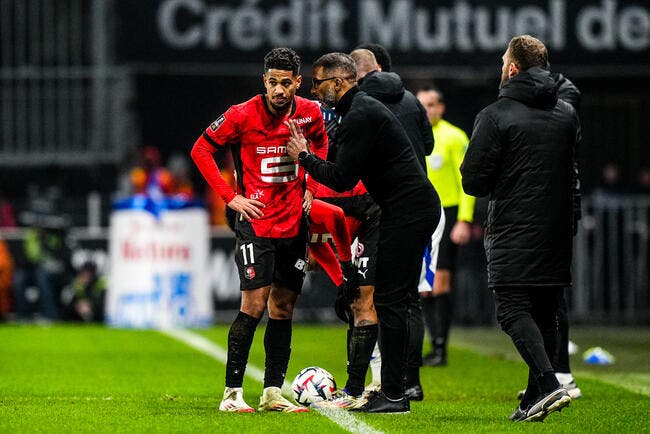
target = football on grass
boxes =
[291,366,337,406]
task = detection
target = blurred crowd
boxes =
[0,144,238,323]
[0,185,106,323]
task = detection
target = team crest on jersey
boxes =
[209,114,226,131]
[355,242,365,257]
[245,266,256,280]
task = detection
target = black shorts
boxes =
[234,218,308,292]
[319,194,380,286]
[436,206,458,271]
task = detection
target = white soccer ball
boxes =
[291,366,337,406]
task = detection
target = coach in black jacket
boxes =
[461,36,580,422]
[351,47,434,400]
[286,52,440,414]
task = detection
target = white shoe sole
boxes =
[567,387,582,399]
[524,393,571,422]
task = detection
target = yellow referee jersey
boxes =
[426,119,475,222]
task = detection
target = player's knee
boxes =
[268,302,294,319]
[267,294,296,319]
[240,300,266,318]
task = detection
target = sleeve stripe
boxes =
[202,131,220,148]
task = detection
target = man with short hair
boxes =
[356,43,392,72]
[286,52,440,414]
[416,85,475,367]
[191,47,328,413]
[461,35,580,422]
[310,96,383,411]
[349,47,438,401]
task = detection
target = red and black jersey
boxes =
[191,94,328,238]
[308,199,353,287]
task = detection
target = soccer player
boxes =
[287,52,441,414]
[190,48,328,413]
[416,85,475,367]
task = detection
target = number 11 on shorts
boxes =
[240,243,255,265]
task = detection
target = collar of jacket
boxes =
[334,85,360,116]
[498,66,557,109]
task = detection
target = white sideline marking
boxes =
[161,328,384,434]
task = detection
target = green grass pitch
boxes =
[1,324,648,433]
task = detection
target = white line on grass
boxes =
[161,328,384,434]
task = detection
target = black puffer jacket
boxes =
[359,71,434,171]
[460,67,581,288]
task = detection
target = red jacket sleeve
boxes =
[310,200,352,262]
[190,136,236,203]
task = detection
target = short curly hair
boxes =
[264,47,301,75]
[507,35,548,71]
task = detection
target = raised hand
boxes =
[285,119,309,160]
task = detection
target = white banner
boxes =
[106,207,213,328]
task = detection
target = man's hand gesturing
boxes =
[285,120,309,160]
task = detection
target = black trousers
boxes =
[374,210,438,399]
[494,286,564,381]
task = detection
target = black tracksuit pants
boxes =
[374,210,438,399]
[494,286,564,389]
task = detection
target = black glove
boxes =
[340,261,360,303]
[334,283,351,323]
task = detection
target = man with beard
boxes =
[461,35,580,422]
[286,52,440,414]
[350,47,440,401]
[191,47,328,413]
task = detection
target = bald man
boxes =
[350,49,433,169]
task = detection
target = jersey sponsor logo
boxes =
[294,116,312,126]
[354,256,370,270]
[209,114,226,131]
[245,266,256,280]
[249,189,264,200]
[256,145,287,154]
[294,259,306,271]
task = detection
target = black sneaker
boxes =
[423,351,447,367]
[509,406,527,421]
[523,387,571,422]
[404,384,424,401]
[349,392,410,414]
